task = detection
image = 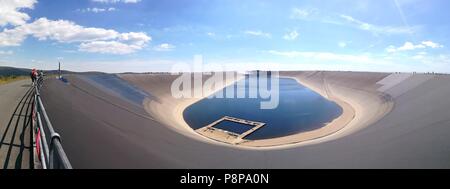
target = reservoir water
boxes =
[183,76,343,140]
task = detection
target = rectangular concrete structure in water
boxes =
[195,116,266,144]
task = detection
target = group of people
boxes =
[30,68,44,85]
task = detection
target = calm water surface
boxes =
[183,76,343,140]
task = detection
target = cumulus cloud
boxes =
[0,0,37,27]
[80,41,141,54]
[422,41,444,48]
[397,42,425,51]
[0,18,151,54]
[283,30,299,41]
[23,18,118,42]
[0,28,26,46]
[91,0,141,3]
[0,4,150,55]
[386,41,443,53]
[153,43,175,51]
[244,30,271,38]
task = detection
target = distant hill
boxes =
[0,66,75,77]
[0,67,31,76]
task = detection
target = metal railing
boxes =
[33,76,72,169]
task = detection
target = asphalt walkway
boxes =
[0,79,35,169]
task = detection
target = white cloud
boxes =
[0,0,37,27]
[118,32,150,45]
[79,41,142,54]
[398,42,425,51]
[244,30,271,38]
[0,18,119,45]
[91,0,141,3]
[0,4,148,55]
[340,14,416,35]
[0,28,25,46]
[28,18,120,42]
[386,41,443,53]
[283,30,299,41]
[0,50,13,55]
[290,8,317,20]
[0,18,151,54]
[422,41,444,48]
[78,7,117,13]
[153,43,175,51]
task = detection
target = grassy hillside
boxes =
[0,67,29,85]
[0,75,28,85]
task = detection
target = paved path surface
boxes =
[0,80,35,169]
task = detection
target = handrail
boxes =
[33,76,72,169]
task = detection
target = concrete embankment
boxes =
[121,71,393,148]
[40,72,450,168]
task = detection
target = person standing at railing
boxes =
[30,68,38,85]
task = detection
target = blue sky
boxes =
[0,0,449,73]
